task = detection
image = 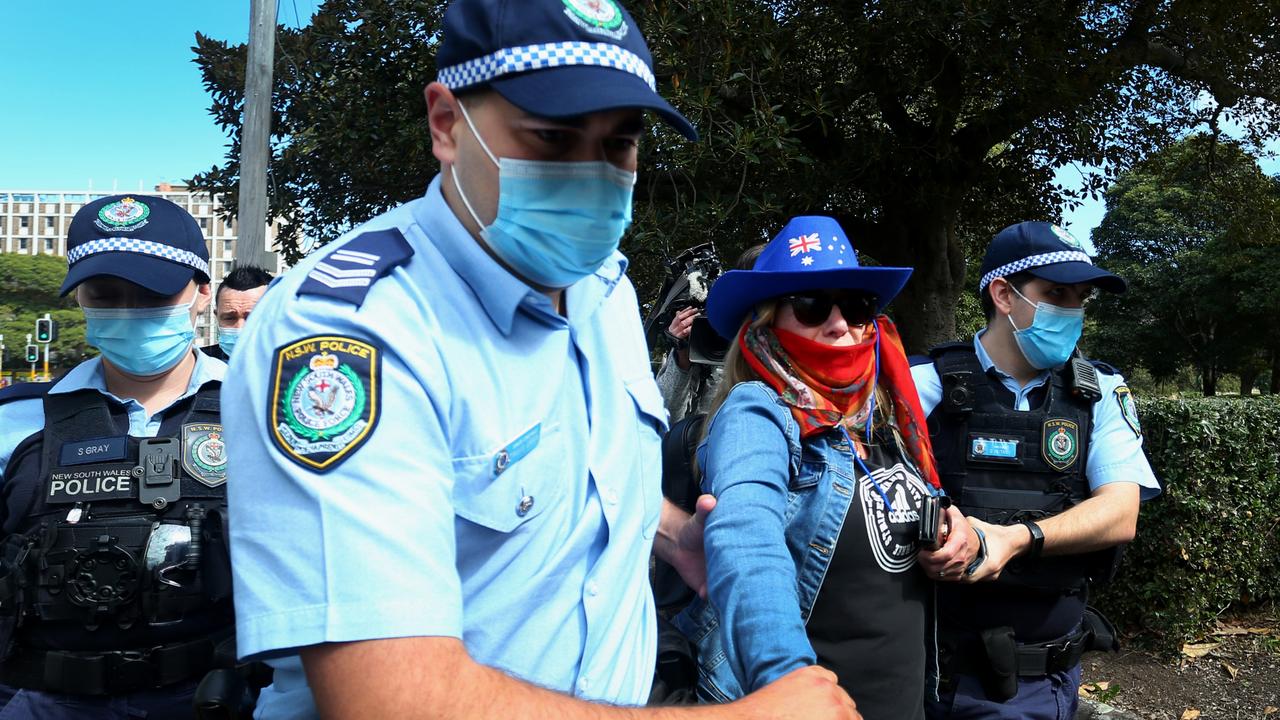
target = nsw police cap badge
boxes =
[1041,418,1080,472]
[95,196,151,232]
[269,335,380,472]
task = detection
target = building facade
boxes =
[0,185,284,347]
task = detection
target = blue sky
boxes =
[0,3,1270,245]
[0,1,313,193]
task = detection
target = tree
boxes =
[190,0,1280,351]
[1089,134,1280,396]
[0,254,91,373]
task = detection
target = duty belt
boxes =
[939,607,1119,702]
[0,635,217,695]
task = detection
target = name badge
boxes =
[493,424,541,476]
[47,464,137,505]
[970,435,1020,463]
[58,437,128,467]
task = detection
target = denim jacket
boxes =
[673,381,940,703]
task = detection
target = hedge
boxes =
[1093,396,1280,651]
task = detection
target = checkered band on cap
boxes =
[438,42,656,92]
[67,237,210,276]
[978,251,1092,292]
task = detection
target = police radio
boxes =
[1069,356,1101,402]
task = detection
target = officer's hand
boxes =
[667,306,699,341]
[916,505,977,581]
[961,517,1031,583]
[735,666,861,720]
[669,494,716,599]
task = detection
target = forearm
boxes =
[1038,485,1139,555]
[303,637,748,720]
[655,351,693,417]
[704,484,815,689]
[966,483,1140,580]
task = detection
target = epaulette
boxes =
[296,228,415,308]
[908,354,933,367]
[0,381,54,406]
[1089,359,1120,376]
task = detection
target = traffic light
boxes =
[25,344,39,363]
[35,317,56,343]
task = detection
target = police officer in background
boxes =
[202,264,273,361]
[0,195,235,717]
[911,222,1161,719]
[220,0,856,718]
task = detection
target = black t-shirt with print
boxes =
[806,433,929,720]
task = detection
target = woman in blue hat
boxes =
[673,216,978,719]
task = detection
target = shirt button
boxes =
[585,581,599,597]
[604,488,619,505]
[516,495,535,517]
[577,677,591,693]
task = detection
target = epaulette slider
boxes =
[296,228,415,308]
[1088,359,1120,376]
[0,381,55,406]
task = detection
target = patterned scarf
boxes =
[739,317,941,489]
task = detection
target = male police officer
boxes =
[202,264,273,361]
[912,222,1161,719]
[0,195,234,717]
[220,1,856,719]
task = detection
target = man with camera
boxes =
[911,222,1160,720]
[653,245,763,422]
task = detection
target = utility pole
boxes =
[236,0,281,271]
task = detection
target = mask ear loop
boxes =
[449,99,499,236]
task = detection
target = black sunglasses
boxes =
[781,291,879,327]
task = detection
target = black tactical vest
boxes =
[0,383,233,692]
[926,342,1115,594]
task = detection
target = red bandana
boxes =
[739,317,941,489]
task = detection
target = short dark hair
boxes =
[980,271,1032,321]
[218,265,273,299]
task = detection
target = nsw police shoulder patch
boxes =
[1042,418,1080,472]
[269,335,380,472]
[1115,385,1141,438]
[182,423,228,487]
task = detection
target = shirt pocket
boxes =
[624,379,667,540]
[450,422,566,533]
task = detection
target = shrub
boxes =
[1094,396,1280,651]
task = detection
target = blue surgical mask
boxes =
[451,101,636,289]
[218,326,241,358]
[1007,285,1085,369]
[83,302,196,376]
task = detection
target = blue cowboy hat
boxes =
[705,216,913,339]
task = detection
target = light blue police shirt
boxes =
[0,352,227,478]
[223,175,667,719]
[910,331,1160,499]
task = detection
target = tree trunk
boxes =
[1238,367,1258,396]
[1201,364,1217,397]
[862,207,967,354]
